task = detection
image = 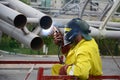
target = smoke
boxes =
[39,21,63,36]
[40,24,54,36]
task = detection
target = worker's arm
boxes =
[67,49,91,79]
[52,26,63,46]
[52,26,70,54]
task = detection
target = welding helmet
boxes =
[64,18,92,46]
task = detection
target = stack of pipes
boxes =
[0,0,120,50]
[0,0,53,50]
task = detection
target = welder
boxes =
[51,18,103,80]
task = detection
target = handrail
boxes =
[37,67,120,80]
[0,60,60,64]
[0,60,120,80]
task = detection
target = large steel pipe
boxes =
[53,18,120,28]
[0,19,43,50]
[51,26,120,39]
[6,0,52,29]
[51,18,120,39]
[87,21,120,28]
[90,27,120,39]
[0,3,27,29]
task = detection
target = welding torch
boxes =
[53,26,64,64]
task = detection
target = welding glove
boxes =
[52,27,63,46]
[59,65,69,75]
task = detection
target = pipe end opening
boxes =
[14,14,27,28]
[40,16,52,29]
[31,37,43,50]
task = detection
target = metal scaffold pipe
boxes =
[52,18,120,39]
[0,19,43,50]
[52,26,120,39]
[99,0,120,30]
[6,0,52,29]
[0,3,27,29]
[53,18,120,28]
[86,21,120,28]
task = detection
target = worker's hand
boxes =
[53,32,63,45]
[52,27,63,46]
[59,65,69,75]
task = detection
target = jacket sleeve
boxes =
[66,49,91,79]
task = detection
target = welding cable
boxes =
[58,44,64,64]
[24,64,36,80]
[102,41,120,70]
[53,26,64,64]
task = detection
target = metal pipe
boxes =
[32,26,41,35]
[51,18,120,39]
[27,18,41,34]
[78,0,90,18]
[86,27,120,39]
[6,0,52,29]
[52,18,70,27]
[27,18,54,35]
[53,18,120,37]
[27,18,39,23]
[49,25,120,39]
[0,19,43,50]
[53,18,120,28]
[0,3,27,29]
[86,21,120,28]
[99,0,120,30]
[0,1,9,5]
[99,1,113,21]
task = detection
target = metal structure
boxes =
[54,0,115,20]
[0,60,120,80]
[52,0,120,39]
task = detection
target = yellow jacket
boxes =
[65,38,102,79]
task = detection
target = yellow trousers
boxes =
[51,64,64,75]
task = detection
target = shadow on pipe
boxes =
[31,37,43,50]
[40,16,52,29]
[0,3,27,29]
[14,14,27,28]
